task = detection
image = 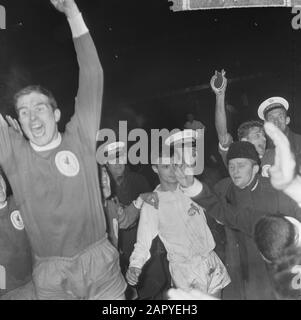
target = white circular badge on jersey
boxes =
[55,151,80,177]
[10,210,24,230]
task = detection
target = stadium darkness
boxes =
[0,0,300,164]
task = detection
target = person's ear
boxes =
[286,116,290,126]
[253,164,259,175]
[152,165,158,174]
[54,109,61,123]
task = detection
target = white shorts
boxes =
[170,251,231,295]
[32,238,127,300]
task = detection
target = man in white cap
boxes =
[126,147,230,299]
[258,96,301,167]
[165,128,227,263]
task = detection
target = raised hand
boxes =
[173,163,194,188]
[210,69,227,96]
[264,122,296,190]
[126,267,142,286]
[50,0,80,19]
[6,116,23,136]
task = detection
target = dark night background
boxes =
[0,0,301,166]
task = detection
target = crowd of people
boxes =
[1,0,301,300]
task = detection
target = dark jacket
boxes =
[192,176,301,299]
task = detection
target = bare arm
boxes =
[210,70,232,147]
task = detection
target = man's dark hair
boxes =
[237,120,264,141]
[254,214,296,263]
[14,85,58,113]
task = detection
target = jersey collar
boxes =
[30,133,62,152]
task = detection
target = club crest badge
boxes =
[55,151,80,177]
[187,203,200,216]
[10,210,24,230]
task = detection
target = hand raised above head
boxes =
[50,0,80,19]
[210,69,227,96]
[264,122,296,190]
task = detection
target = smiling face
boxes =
[16,91,61,147]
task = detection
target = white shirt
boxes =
[129,185,215,269]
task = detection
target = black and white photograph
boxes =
[0,0,301,308]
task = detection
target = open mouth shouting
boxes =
[31,123,45,138]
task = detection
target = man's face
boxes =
[228,158,258,189]
[0,175,7,203]
[16,92,60,146]
[156,163,178,185]
[265,108,289,132]
[243,127,266,158]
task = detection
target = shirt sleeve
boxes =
[218,134,233,168]
[129,205,159,269]
[118,203,140,229]
[0,124,19,178]
[65,18,103,150]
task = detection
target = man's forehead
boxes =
[248,126,264,135]
[17,92,49,107]
[229,158,252,164]
[266,107,286,118]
